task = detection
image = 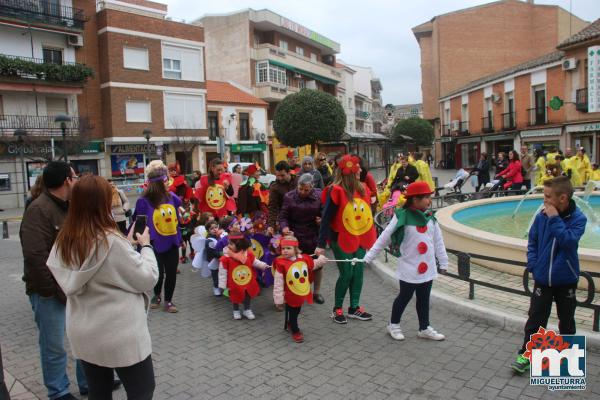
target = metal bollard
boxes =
[2,221,8,239]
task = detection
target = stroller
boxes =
[470,177,506,200]
[436,169,475,204]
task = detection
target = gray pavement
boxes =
[1,235,599,399]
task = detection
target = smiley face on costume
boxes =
[206,184,225,209]
[286,261,310,296]
[250,239,264,260]
[152,204,178,236]
[232,264,252,286]
[342,198,373,236]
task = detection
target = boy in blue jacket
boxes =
[512,176,587,374]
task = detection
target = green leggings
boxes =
[331,242,366,309]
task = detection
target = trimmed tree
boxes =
[273,89,346,154]
[393,117,434,148]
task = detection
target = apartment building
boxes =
[413,0,588,148]
[197,9,341,162]
[437,18,600,169]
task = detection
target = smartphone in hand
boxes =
[134,215,147,237]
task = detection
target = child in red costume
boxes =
[273,235,328,343]
[218,230,270,320]
[168,163,193,201]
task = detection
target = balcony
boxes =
[252,44,340,86]
[441,124,451,137]
[0,114,83,137]
[482,116,494,133]
[576,88,588,113]
[527,107,548,126]
[253,84,299,102]
[0,54,94,84]
[502,111,516,131]
[459,121,469,136]
[355,110,370,120]
[0,0,86,31]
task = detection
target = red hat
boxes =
[244,164,258,176]
[287,150,295,158]
[405,182,434,197]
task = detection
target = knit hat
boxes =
[146,160,168,179]
[302,156,314,165]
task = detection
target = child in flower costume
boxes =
[316,155,377,324]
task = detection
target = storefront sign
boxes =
[280,17,338,50]
[0,140,104,157]
[110,144,168,154]
[457,137,481,144]
[588,46,600,113]
[520,127,562,138]
[440,137,453,143]
[110,154,145,177]
[565,122,600,133]
[81,141,105,154]
[230,143,267,153]
[484,133,516,141]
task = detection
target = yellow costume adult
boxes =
[414,159,435,191]
[533,156,546,187]
[561,157,582,187]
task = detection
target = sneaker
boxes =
[150,296,161,309]
[213,287,222,296]
[242,309,256,320]
[511,354,531,374]
[347,306,372,321]
[387,323,405,341]
[164,302,178,313]
[418,326,445,341]
[233,310,242,320]
[331,308,347,324]
[292,331,304,343]
[313,293,325,304]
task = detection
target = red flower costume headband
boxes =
[280,239,299,247]
[338,155,360,176]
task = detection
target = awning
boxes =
[483,132,516,141]
[343,131,390,141]
[520,127,562,138]
[457,136,481,144]
[268,60,339,85]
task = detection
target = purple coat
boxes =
[278,188,322,254]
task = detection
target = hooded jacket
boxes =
[527,200,587,287]
[47,233,158,368]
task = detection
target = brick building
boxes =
[0,0,206,208]
[412,0,588,164]
[437,18,600,170]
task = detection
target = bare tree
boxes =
[169,117,204,174]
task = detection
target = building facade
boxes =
[413,0,588,164]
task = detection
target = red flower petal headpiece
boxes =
[338,155,360,176]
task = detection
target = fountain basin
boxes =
[436,194,600,290]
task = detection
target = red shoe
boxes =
[292,331,304,343]
[179,256,188,263]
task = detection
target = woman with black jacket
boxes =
[473,152,490,192]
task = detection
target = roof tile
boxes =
[558,18,600,49]
[206,81,268,106]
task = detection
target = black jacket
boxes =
[391,164,419,191]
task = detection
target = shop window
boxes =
[239,113,250,140]
[0,173,10,191]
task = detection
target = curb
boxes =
[371,258,600,351]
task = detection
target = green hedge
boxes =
[0,55,94,82]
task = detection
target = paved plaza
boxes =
[1,233,599,400]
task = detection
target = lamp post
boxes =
[143,128,152,166]
[14,129,28,206]
[54,114,71,162]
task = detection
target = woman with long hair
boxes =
[357,156,377,213]
[194,158,236,218]
[111,182,130,235]
[316,155,377,324]
[495,150,523,190]
[134,160,182,313]
[47,175,158,400]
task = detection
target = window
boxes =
[162,44,203,81]
[123,47,149,70]
[239,113,250,140]
[164,93,205,129]
[296,47,304,57]
[349,121,353,131]
[348,98,353,109]
[533,86,546,125]
[256,61,287,86]
[208,111,219,140]
[46,97,68,116]
[279,40,288,51]
[299,80,306,89]
[43,48,63,65]
[125,101,151,122]
[310,53,317,63]
[461,104,468,122]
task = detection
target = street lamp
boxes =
[14,129,28,206]
[54,114,71,162]
[143,128,152,166]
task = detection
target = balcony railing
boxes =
[527,107,548,126]
[459,121,469,135]
[502,111,516,131]
[0,0,86,30]
[0,114,82,137]
[441,124,451,137]
[482,116,494,133]
[355,110,370,119]
[0,54,94,83]
[576,88,588,113]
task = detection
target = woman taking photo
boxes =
[47,175,158,400]
[134,160,182,313]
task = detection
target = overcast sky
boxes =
[161,0,599,105]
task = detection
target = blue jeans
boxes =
[29,294,87,399]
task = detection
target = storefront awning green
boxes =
[268,60,339,85]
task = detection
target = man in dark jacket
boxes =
[390,157,419,192]
[267,161,298,233]
[511,176,587,374]
[20,161,87,399]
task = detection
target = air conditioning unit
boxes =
[255,132,267,142]
[492,93,502,103]
[451,120,460,131]
[562,58,578,71]
[67,34,84,47]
